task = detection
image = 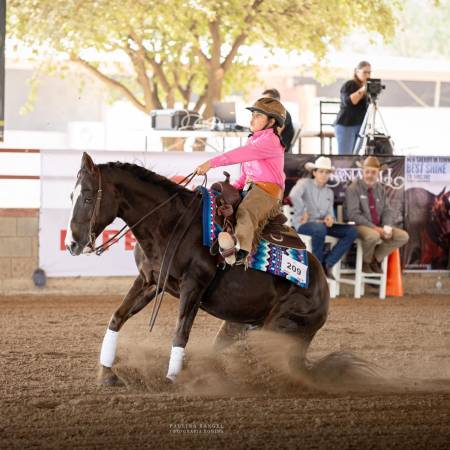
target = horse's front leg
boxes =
[166,278,204,382]
[98,274,156,386]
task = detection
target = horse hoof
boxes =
[102,374,124,387]
[98,367,124,387]
[166,374,177,384]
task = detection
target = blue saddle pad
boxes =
[247,239,309,288]
[198,186,309,288]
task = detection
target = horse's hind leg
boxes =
[264,320,315,377]
[98,274,156,386]
[263,296,327,376]
[213,321,248,352]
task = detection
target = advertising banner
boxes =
[40,150,450,276]
[39,150,239,277]
[0,0,5,141]
[404,156,450,270]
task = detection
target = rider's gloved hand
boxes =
[195,161,211,175]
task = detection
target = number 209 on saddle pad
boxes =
[247,240,309,288]
[280,254,308,285]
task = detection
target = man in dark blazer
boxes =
[345,156,409,273]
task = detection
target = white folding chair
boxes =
[282,206,388,299]
[338,238,388,299]
[287,123,302,153]
[298,234,341,298]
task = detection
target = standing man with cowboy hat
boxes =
[345,156,409,273]
[289,156,357,279]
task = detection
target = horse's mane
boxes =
[99,161,191,194]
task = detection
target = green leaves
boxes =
[8,0,397,113]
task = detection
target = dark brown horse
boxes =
[404,187,450,269]
[65,153,329,385]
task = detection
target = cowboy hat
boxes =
[305,156,335,172]
[356,156,387,170]
[246,97,286,126]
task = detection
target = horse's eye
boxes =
[84,198,93,204]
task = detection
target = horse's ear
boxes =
[81,152,96,174]
[437,186,446,198]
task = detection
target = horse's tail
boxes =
[245,329,384,391]
[299,351,384,391]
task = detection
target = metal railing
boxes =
[0,148,40,180]
[319,100,340,154]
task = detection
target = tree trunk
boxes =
[203,66,224,119]
[161,137,186,151]
[166,87,176,108]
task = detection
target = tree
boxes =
[389,0,450,59]
[339,0,448,60]
[8,0,398,117]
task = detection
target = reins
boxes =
[148,192,203,331]
[86,165,208,331]
[147,174,207,331]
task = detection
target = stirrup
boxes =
[218,232,239,266]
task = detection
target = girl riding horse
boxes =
[196,97,286,266]
[66,151,331,384]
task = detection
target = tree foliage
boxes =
[390,0,450,59]
[8,0,398,116]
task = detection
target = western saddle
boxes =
[210,172,305,255]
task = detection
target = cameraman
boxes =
[334,61,371,155]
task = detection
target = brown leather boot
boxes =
[323,264,335,280]
[370,258,383,274]
[235,249,249,266]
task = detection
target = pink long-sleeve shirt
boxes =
[208,128,285,189]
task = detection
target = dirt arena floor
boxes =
[1,293,449,450]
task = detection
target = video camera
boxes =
[366,78,385,101]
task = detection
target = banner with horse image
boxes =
[403,156,450,271]
[39,150,240,277]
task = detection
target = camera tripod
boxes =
[353,98,395,155]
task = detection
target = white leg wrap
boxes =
[100,329,118,368]
[166,346,185,381]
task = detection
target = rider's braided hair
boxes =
[268,119,285,149]
[248,115,285,149]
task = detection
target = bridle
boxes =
[84,165,200,256]
[87,167,103,252]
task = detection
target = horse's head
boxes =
[431,187,450,240]
[65,152,119,255]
